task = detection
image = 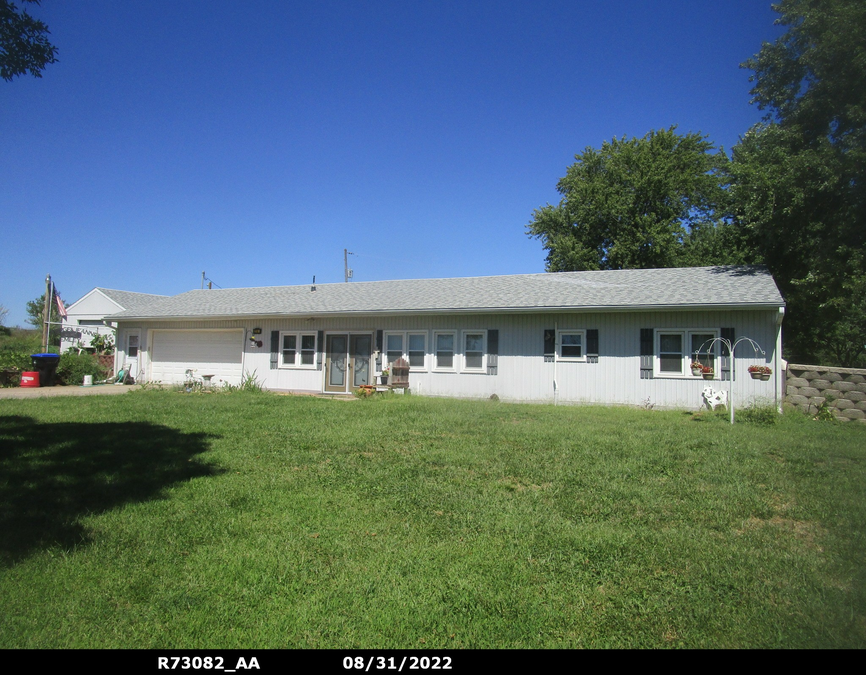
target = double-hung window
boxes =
[407,333,426,369]
[462,331,485,372]
[434,332,455,371]
[281,332,317,368]
[383,332,427,370]
[655,329,718,377]
[657,332,684,375]
[385,334,403,367]
[690,332,716,375]
[557,330,585,361]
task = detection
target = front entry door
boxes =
[324,334,372,393]
[126,330,140,381]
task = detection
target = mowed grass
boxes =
[0,391,864,648]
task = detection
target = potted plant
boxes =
[748,365,772,381]
[380,367,390,385]
[700,364,715,379]
[690,361,703,376]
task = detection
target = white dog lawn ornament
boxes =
[702,386,728,411]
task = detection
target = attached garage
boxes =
[149,329,244,385]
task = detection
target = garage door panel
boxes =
[150,330,244,384]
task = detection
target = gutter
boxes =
[109,302,786,323]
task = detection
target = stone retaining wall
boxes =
[785,363,866,422]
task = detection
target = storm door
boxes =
[324,334,372,393]
[349,334,372,388]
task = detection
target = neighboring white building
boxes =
[60,288,166,354]
[107,266,786,409]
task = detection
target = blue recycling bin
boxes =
[31,353,61,387]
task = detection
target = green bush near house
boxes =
[55,352,110,385]
[0,350,31,373]
[0,330,45,385]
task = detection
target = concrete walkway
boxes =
[0,384,141,399]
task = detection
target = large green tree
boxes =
[25,293,63,346]
[527,127,742,272]
[731,0,866,365]
[0,0,57,81]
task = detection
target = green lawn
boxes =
[1,390,864,648]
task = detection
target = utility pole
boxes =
[344,249,354,282]
[201,271,206,290]
[42,274,51,352]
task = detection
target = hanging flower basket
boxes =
[695,363,714,379]
[748,365,772,381]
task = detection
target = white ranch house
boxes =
[108,266,786,409]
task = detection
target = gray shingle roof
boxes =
[108,266,784,320]
[96,288,168,312]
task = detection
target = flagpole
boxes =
[42,274,52,353]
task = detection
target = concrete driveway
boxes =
[0,384,140,399]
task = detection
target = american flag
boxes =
[53,283,68,321]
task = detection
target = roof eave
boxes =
[111,301,785,322]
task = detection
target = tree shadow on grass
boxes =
[0,415,222,566]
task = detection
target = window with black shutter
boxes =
[487,329,499,375]
[586,329,599,364]
[640,328,653,379]
[270,330,279,370]
[543,329,555,363]
[720,327,735,381]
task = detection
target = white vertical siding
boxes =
[117,308,781,409]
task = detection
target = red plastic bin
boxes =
[21,371,40,388]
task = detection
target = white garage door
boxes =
[150,330,244,385]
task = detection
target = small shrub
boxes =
[0,350,32,373]
[56,352,109,385]
[239,371,263,392]
[739,403,779,426]
[222,371,264,394]
[813,395,837,422]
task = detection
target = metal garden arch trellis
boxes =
[696,336,766,425]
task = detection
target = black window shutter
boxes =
[270,331,279,370]
[316,330,324,371]
[640,328,653,379]
[544,329,555,362]
[586,329,599,364]
[487,329,499,375]
[721,327,735,381]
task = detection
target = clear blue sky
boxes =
[1,1,782,327]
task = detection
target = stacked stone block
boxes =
[785,363,866,422]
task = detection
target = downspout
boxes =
[553,320,558,405]
[241,328,249,381]
[775,307,785,413]
[108,320,119,380]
